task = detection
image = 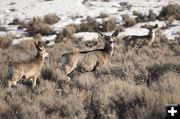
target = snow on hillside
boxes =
[0,0,180,44]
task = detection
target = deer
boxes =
[8,41,49,88]
[61,30,119,80]
[122,24,159,51]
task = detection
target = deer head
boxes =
[144,24,158,35]
[34,41,49,58]
[98,30,119,43]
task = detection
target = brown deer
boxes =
[122,24,159,51]
[8,41,49,88]
[61,30,119,79]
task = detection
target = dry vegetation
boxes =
[0,31,180,119]
[159,4,180,20]
[9,13,59,36]
[56,17,124,42]
[0,35,13,49]
[0,3,180,119]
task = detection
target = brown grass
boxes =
[159,4,180,20]
[98,12,109,18]
[0,35,13,49]
[122,14,136,27]
[56,16,124,42]
[0,32,179,119]
[26,17,54,36]
[43,13,60,25]
[133,10,157,23]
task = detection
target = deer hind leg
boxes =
[8,73,23,87]
[62,63,77,80]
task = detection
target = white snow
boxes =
[74,32,98,41]
[0,0,179,44]
[13,37,33,45]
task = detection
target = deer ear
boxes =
[98,32,105,38]
[111,30,119,37]
[35,41,43,51]
[154,24,158,28]
[34,42,39,50]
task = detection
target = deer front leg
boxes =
[31,78,37,88]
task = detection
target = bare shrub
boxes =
[56,24,76,42]
[14,39,36,50]
[0,35,13,49]
[98,12,109,18]
[0,20,6,31]
[26,17,54,36]
[9,18,27,29]
[0,29,179,119]
[78,16,101,32]
[101,17,117,31]
[43,13,60,25]
[122,14,136,27]
[159,4,180,20]
[133,10,157,23]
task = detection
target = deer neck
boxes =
[148,31,156,46]
[104,41,114,56]
[36,52,45,67]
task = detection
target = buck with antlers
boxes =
[61,30,119,79]
[8,41,49,88]
[122,24,159,51]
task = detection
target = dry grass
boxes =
[0,31,179,119]
[9,18,27,29]
[26,17,54,36]
[0,35,13,49]
[122,14,136,27]
[159,4,180,20]
[56,16,124,42]
[98,12,109,18]
[43,13,60,25]
[133,10,157,23]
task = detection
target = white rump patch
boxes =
[8,66,14,76]
[61,56,66,65]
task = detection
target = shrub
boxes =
[0,20,6,31]
[101,17,117,31]
[56,24,76,42]
[26,17,54,36]
[98,12,109,18]
[43,13,60,25]
[159,4,180,20]
[0,31,180,119]
[122,14,136,27]
[8,18,27,29]
[133,10,157,23]
[0,35,13,49]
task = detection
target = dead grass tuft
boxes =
[26,17,54,36]
[43,13,60,25]
[98,12,109,18]
[0,25,180,119]
[0,35,13,49]
[122,14,136,27]
[159,4,180,20]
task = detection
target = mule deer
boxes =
[122,24,158,51]
[8,41,49,88]
[61,30,119,79]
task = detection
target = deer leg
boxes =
[63,64,77,81]
[32,78,37,88]
[8,74,23,87]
